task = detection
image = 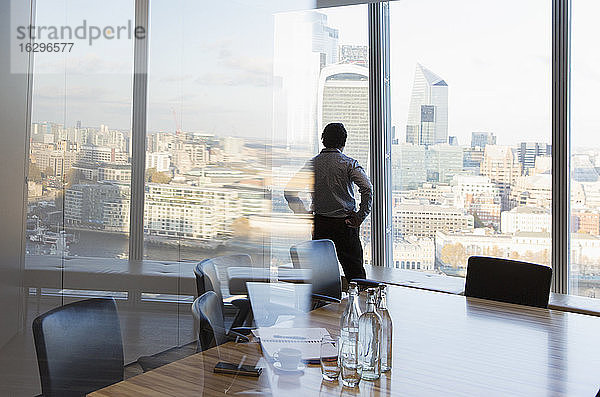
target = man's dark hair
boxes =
[322,123,347,148]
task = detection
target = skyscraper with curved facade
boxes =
[406,63,448,146]
[317,63,370,172]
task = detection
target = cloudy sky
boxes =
[29,0,600,148]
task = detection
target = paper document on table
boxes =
[253,327,330,361]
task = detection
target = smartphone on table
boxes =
[214,361,263,377]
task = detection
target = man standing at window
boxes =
[285,123,373,282]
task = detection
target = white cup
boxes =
[276,347,302,370]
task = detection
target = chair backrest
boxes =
[192,291,227,351]
[198,259,224,304]
[465,256,552,308]
[194,254,253,297]
[32,298,123,397]
[290,239,342,301]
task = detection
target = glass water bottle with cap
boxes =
[377,284,393,372]
[358,288,382,380]
[340,281,361,346]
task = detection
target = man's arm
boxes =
[284,162,313,214]
[348,162,373,224]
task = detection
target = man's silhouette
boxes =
[285,123,372,281]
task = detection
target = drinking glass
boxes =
[320,335,340,381]
[340,338,361,387]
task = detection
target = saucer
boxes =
[273,361,306,373]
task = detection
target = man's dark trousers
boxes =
[313,214,366,282]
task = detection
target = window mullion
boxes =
[551,0,571,294]
[129,0,149,261]
[368,2,393,267]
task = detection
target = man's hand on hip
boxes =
[345,212,362,229]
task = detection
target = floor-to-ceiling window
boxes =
[272,4,371,266]
[570,0,600,297]
[27,0,134,262]
[144,0,274,267]
[388,0,551,276]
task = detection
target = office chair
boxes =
[465,256,552,308]
[194,254,252,298]
[290,239,343,306]
[196,257,251,328]
[137,255,253,372]
[32,298,123,397]
[192,291,249,352]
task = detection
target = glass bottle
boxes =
[358,288,382,380]
[340,281,362,346]
[377,285,392,372]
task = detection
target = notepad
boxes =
[253,327,330,362]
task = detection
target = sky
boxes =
[29,0,600,149]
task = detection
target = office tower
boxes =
[463,147,485,172]
[571,154,599,182]
[311,13,339,67]
[391,144,426,190]
[425,144,463,184]
[517,142,551,174]
[405,64,448,146]
[481,145,522,210]
[273,11,338,150]
[391,126,398,145]
[471,132,496,148]
[318,64,369,171]
[449,136,459,146]
[339,45,368,66]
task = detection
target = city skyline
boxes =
[32,1,600,149]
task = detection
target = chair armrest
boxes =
[231,298,250,309]
[230,326,255,336]
[312,293,341,304]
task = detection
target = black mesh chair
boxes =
[32,298,124,397]
[192,291,249,352]
[194,254,252,298]
[290,239,343,306]
[465,256,552,308]
[196,257,251,329]
[137,256,252,373]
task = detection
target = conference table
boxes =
[90,285,600,396]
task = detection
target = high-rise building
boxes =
[273,11,339,150]
[425,144,463,184]
[311,13,339,67]
[391,144,426,191]
[318,64,369,170]
[517,142,551,173]
[480,145,521,210]
[471,132,496,148]
[405,64,448,146]
[463,147,485,172]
